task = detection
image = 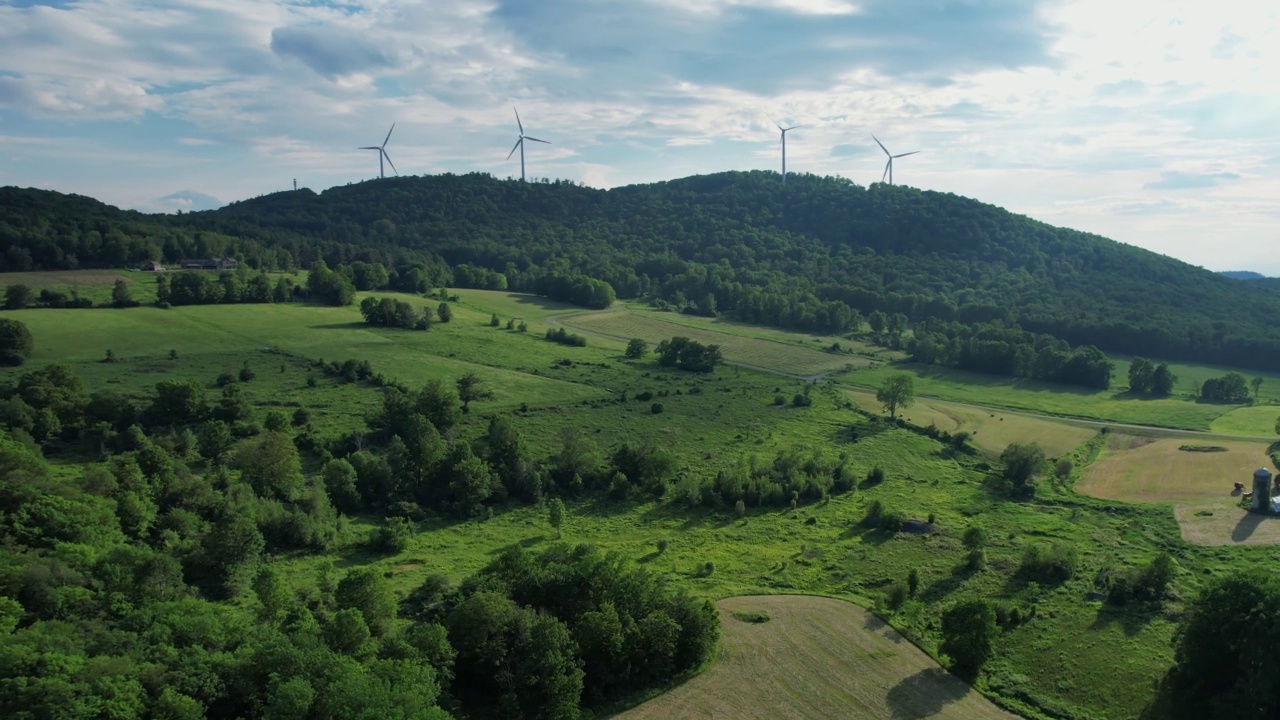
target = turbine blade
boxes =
[785,124,802,131]
[506,138,522,160]
[358,146,380,150]
[514,107,524,135]
[894,151,920,158]
[872,134,889,156]
[382,122,395,148]
[882,159,891,183]
[524,136,550,144]
[383,150,398,176]
[772,118,784,131]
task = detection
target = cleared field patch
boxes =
[1077,435,1280,545]
[450,288,584,323]
[0,269,136,287]
[616,595,1018,720]
[1209,404,1280,436]
[560,310,862,376]
[844,388,1096,458]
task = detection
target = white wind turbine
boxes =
[359,124,398,179]
[775,120,803,184]
[506,107,550,182]
[873,134,919,186]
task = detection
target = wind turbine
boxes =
[359,124,398,179]
[775,120,802,184]
[506,107,550,182]
[872,134,919,186]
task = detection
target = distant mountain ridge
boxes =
[1219,271,1267,280]
[5,171,1280,372]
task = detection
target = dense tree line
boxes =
[432,544,718,717]
[911,321,1113,389]
[9,172,1280,374]
[1199,372,1251,404]
[360,296,433,330]
[1127,357,1176,395]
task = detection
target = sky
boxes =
[1,0,1278,273]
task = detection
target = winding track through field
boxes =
[547,312,1277,443]
[614,595,1020,720]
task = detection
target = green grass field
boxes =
[12,279,1280,720]
[837,362,1242,432]
[559,309,862,377]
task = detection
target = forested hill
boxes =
[5,171,1280,372]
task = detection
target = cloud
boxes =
[491,0,1059,96]
[270,24,410,79]
[150,190,223,213]
[1144,171,1241,190]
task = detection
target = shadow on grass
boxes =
[1090,603,1158,636]
[908,362,1100,397]
[886,668,973,720]
[310,322,370,331]
[1232,510,1266,542]
[863,613,904,644]
[919,572,967,604]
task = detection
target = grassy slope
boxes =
[616,595,1019,720]
[8,284,1280,720]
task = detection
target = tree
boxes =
[1128,357,1155,394]
[111,279,137,308]
[0,319,34,366]
[4,284,33,309]
[237,431,305,500]
[456,372,493,413]
[1001,442,1045,490]
[1253,376,1265,402]
[1152,363,1177,396]
[437,302,452,323]
[548,497,565,538]
[417,380,461,430]
[625,339,648,359]
[939,600,997,680]
[335,567,398,635]
[875,373,914,419]
[1149,570,1280,719]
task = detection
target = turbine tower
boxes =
[359,124,398,179]
[873,135,918,186]
[506,107,550,182]
[775,120,802,184]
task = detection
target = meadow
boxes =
[9,283,1280,719]
[842,387,1097,459]
[616,595,1019,720]
[837,361,1276,433]
[559,309,861,377]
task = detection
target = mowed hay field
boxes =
[559,310,862,376]
[616,595,1019,720]
[844,388,1096,458]
[1077,434,1280,545]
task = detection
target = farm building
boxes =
[143,260,165,272]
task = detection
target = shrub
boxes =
[907,568,920,597]
[865,466,885,485]
[965,548,987,572]
[1020,541,1078,583]
[878,510,905,533]
[735,499,746,518]
[773,394,787,406]
[886,583,908,610]
[239,363,256,382]
[656,539,669,554]
[650,402,664,414]
[292,407,310,426]
[0,318,35,366]
[865,499,884,521]
[216,372,237,387]
[489,313,500,327]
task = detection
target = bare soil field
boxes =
[1078,434,1280,545]
[615,595,1019,720]
[559,311,862,377]
[844,388,1096,458]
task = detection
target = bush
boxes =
[878,510,905,533]
[885,583,908,610]
[734,499,746,518]
[0,319,34,366]
[650,402,664,414]
[656,539,669,554]
[965,548,987,572]
[791,393,812,407]
[1020,541,1078,583]
[865,466,885,485]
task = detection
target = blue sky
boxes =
[1,0,1278,272]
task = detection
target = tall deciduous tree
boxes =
[875,373,914,419]
[940,600,997,680]
[0,319,34,366]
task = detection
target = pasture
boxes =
[1076,434,1280,545]
[843,387,1097,458]
[841,362,1236,431]
[558,310,861,377]
[615,595,1019,720]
